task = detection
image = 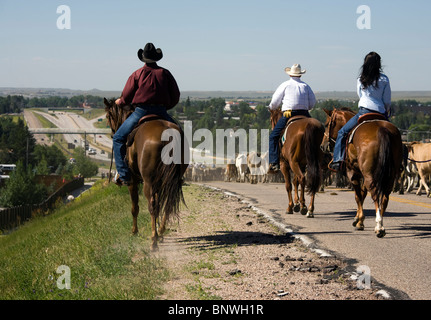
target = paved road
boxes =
[23,110,51,145]
[24,110,112,162]
[203,181,431,300]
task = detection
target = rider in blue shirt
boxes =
[330,52,391,171]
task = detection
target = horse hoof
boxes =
[352,219,359,227]
[286,208,294,214]
[376,229,386,238]
[306,211,314,218]
[355,223,364,231]
[294,204,300,212]
[300,207,308,215]
[151,244,159,252]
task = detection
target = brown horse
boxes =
[323,108,403,237]
[104,98,189,250]
[270,109,324,218]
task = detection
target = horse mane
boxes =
[104,98,135,132]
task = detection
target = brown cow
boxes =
[407,142,431,197]
[225,161,238,182]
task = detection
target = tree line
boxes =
[0,95,106,114]
[0,117,98,208]
[1,94,430,132]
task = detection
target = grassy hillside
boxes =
[0,181,169,300]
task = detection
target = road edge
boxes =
[200,183,411,300]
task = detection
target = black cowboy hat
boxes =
[137,43,163,63]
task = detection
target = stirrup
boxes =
[267,163,280,174]
[328,160,343,172]
[113,172,131,186]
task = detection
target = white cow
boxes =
[258,151,269,183]
[247,152,261,184]
[235,153,248,182]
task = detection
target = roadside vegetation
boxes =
[0,181,169,300]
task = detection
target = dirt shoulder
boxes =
[156,183,386,300]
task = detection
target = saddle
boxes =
[347,112,388,144]
[126,114,163,147]
[280,115,307,145]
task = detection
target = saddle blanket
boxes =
[347,119,386,144]
[281,116,306,145]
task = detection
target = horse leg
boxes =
[291,163,306,215]
[281,163,294,214]
[292,177,301,213]
[128,182,139,234]
[306,193,315,218]
[374,193,389,238]
[144,182,159,251]
[351,180,367,230]
[158,211,167,242]
[299,176,307,216]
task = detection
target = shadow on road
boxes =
[178,230,295,251]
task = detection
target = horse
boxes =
[270,109,324,218]
[104,98,189,250]
[323,108,403,237]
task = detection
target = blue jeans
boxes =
[113,105,176,181]
[333,107,387,163]
[269,110,310,165]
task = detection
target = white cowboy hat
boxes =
[285,64,306,77]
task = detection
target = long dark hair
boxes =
[359,52,382,89]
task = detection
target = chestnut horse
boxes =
[104,98,188,250]
[323,108,403,237]
[270,109,324,218]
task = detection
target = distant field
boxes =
[0,114,24,123]
[2,87,431,101]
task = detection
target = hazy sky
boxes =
[1,0,430,93]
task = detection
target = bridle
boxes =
[106,103,123,183]
[323,111,339,152]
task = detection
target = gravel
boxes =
[156,184,386,300]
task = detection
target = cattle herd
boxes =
[184,142,431,198]
[185,151,282,184]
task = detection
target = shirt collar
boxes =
[290,76,302,82]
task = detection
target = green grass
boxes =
[0,181,169,300]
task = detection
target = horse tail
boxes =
[304,121,323,195]
[152,129,187,221]
[372,127,396,203]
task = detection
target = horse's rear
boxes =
[279,117,324,217]
[128,119,188,250]
[347,120,402,237]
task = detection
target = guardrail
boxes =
[0,177,84,232]
[28,128,111,134]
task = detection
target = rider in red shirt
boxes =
[113,43,180,186]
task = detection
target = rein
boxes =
[324,131,336,144]
[106,103,125,184]
[407,158,431,163]
[108,144,114,183]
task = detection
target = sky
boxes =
[0,0,431,93]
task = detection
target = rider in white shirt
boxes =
[267,64,316,172]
